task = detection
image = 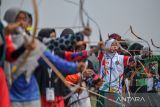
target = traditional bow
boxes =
[128,26,153,94]
[12,0,38,73]
[79,0,102,42]
[130,25,151,53]
[151,39,160,49]
[10,1,125,107]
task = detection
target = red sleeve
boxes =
[5,34,15,62]
[123,56,129,67]
[97,51,104,61]
[65,73,80,84]
[64,50,88,61]
[0,67,11,107]
[144,67,151,76]
[64,52,72,61]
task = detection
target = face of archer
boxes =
[76,45,86,52]
[109,41,119,53]
[16,12,28,29]
[50,32,56,39]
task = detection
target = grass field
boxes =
[90,95,97,107]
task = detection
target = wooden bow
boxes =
[12,0,38,73]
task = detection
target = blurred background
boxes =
[1,0,160,53]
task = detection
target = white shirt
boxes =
[98,51,129,93]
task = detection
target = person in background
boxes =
[3,8,87,107]
[38,28,56,46]
[66,41,103,107]
[60,28,74,38]
[0,17,36,107]
[48,27,92,52]
[96,39,142,107]
[75,27,92,50]
[35,28,93,107]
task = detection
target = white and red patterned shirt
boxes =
[98,51,129,93]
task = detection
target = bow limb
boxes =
[79,0,85,28]
[82,7,102,41]
[79,0,91,48]
[130,26,142,40]
[79,0,103,42]
[129,25,150,68]
[12,0,38,73]
[130,25,151,52]
[78,0,87,87]
[21,0,39,61]
[31,0,38,43]
[151,39,160,49]
[85,13,102,41]
[129,26,150,94]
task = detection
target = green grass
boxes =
[90,95,97,107]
